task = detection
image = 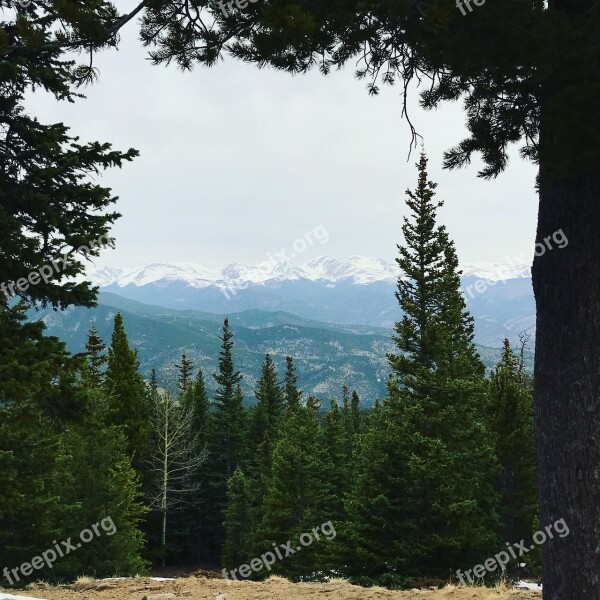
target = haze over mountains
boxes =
[88,256,536,347]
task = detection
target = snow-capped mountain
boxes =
[86,256,535,348]
[87,256,531,289]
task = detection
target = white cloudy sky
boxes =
[26,1,539,270]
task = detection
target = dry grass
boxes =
[2,575,542,600]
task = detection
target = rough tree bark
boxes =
[533,150,600,598]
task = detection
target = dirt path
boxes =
[2,576,542,600]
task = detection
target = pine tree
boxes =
[488,339,538,548]
[49,422,148,580]
[249,354,284,451]
[284,356,302,411]
[256,406,335,579]
[344,153,500,582]
[211,319,246,476]
[341,385,353,460]
[83,325,108,388]
[351,390,361,434]
[149,368,159,397]
[175,353,194,393]
[178,368,212,561]
[222,468,252,570]
[204,319,247,557]
[323,399,349,523]
[181,368,211,449]
[104,313,149,465]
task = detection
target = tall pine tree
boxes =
[104,313,149,466]
[249,354,284,452]
[284,356,302,411]
[204,319,247,557]
[175,353,194,393]
[344,152,500,582]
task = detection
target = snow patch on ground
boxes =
[516,581,542,590]
[0,594,48,600]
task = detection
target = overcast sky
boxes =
[26,1,539,270]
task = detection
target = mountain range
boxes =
[87,256,536,347]
[35,292,534,407]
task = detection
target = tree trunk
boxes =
[533,167,600,597]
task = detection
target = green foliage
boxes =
[284,356,302,411]
[203,319,247,556]
[249,354,284,451]
[351,390,361,434]
[175,353,194,393]
[82,326,108,389]
[1,3,140,310]
[488,339,538,549]
[343,154,500,580]
[222,468,252,570]
[141,0,599,179]
[177,368,212,560]
[254,407,336,579]
[48,421,148,581]
[0,306,146,585]
[105,313,149,464]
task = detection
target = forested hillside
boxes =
[1,154,538,591]
[32,292,534,406]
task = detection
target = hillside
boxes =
[33,293,533,406]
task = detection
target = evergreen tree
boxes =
[0,305,86,576]
[0,307,147,585]
[49,421,148,580]
[284,356,302,411]
[104,313,149,465]
[256,407,336,579]
[83,325,108,388]
[351,390,361,434]
[211,319,246,476]
[181,368,211,450]
[179,368,212,561]
[249,354,284,451]
[344,153,500,582]
[488,339,538,548]
[341,385,354,460]
[149,368,159,397]
[204,319,247,557]
[222,468,252,570]
[175,353,194,393]
[322,399,349,523]
[244,433,273,561]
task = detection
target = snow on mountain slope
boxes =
[86,256,532,289]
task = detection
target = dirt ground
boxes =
[2,576,542,600]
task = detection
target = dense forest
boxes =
[0,156,538,589]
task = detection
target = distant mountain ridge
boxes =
[87,256,535,348]
[34,292,533,407]
[88,255,532,288]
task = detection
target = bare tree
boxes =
[147,389,207,566]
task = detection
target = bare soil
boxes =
[2,575,542,600]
